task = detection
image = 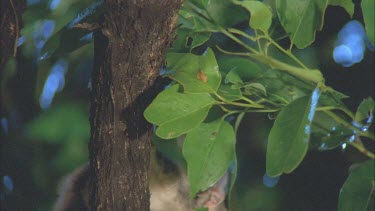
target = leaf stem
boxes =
[247,109,280,113]
[349,141,375,159]
[316,106,355,119]
[319,108,374,140]
[228,30,308,70]
[220,28,258,54]
[323,110,375,141]
[234,112,245,134]
[255,98,285,107]
[268,93,290,105]
[359,131,375,140]
[221,28,325,85]
[219,105,239,114]
[228,28,257,41]
[183,1,211,21]
[255,30,263,54]
[240,96,264,107]
[263,34,308,69]
[216,46,324,85]
[214,92,264,108]
[323,110,356,131]
[339,107,355,120]
[248,54,324,84]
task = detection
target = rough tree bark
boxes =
[0,0,26,73]
[89,0,183,210]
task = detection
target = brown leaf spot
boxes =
[196,70,208,83]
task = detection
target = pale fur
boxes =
[54,148,228,211]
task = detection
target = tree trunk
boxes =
[0,0,26,73]
[89,0,183,210]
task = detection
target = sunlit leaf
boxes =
[41,1,104,59]
[183,118,235,197]
[362,0,375,46]
[338,160,375,211]
[167,48,221,93]
[276,0,328,49]
[234,0,273,32]
[144,85,216,139]
[267,88,320,176]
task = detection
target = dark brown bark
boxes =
[89,0,183,210]
[0,0,26,73]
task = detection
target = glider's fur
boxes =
[53,148,228,211]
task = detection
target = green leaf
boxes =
[206,0,248,29]
[329,0,354,17]
[362,0,375,46]
[183,119,235,197]
[234,0,273,32]
[153,136,186,164]
[244,83,267,96]
[225,70,243,85]
[189,0,209,9]
[171,26,211,53]
[217,85,243,101]
[338,160,375,211]
[318,126,354,150]
[255,69,312,103]
[266,88,320,176]
[41,1,104,59]
[276,0,328,49]
[180,3,219,32]
[189,32,212,49]
[171,28,194,53]
[26,103,90,143]
[217,57,263,78]
[227,157,237,210]
[311,112,354,151]
[167,48,221,93]
[144,85,216,139]
[355,98,375,123]
[182,0,248,33]
[319,87,348,107]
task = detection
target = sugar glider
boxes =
[53,146,228,211]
